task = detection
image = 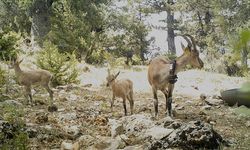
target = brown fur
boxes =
[10,59,53,105]
[148,35,204,118]
[106,71,134,116]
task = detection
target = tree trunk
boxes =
[166,0,176,55]
[241,47,248,68]
[30,0,53,48]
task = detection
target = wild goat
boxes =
[106,70,134,116]
[148,34,204,117]
[10,59,53,105]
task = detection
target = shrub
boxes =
[0,67,6,87]
[0,31,21,61]
[36,41,79,86]
[0,104,28,150]
[86,48,109,65]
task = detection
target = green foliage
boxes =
[241,82,250,92]
[0,67,6,87]
[234,28,250,53]
[87,48,109,65]
[107,1,152,62]
[0,103,28,150]
[47,0,110,62]
[36,41,79,86]
[0,0,31,34]
[0,31,21,61]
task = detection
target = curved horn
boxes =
[184,34,197,52]
[180,35,192,49]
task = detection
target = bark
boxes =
[166,0,176,55]
[241,47,248,68]
[30,0,53,48]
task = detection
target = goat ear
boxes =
[114,71,120,79]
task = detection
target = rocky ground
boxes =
[1,64,250,150]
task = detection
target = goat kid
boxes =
[106,70,134,116]
[10,59,53,105]
[148,34,204,118]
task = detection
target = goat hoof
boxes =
[48,104,58,112]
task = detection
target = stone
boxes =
[145,127,174,140]
[26,127,38,138]
[61,141,73,150]
[148,120,226,150]
[201,105,212,110]
[157,116,174,127]
[58,112,77,122]
[200,94,207,100]
[245,121,250,127]
[120,114,154,137]
[35,112,48,124]
[123,145,145,150]
[48,104,58,112]
[176,106,184,110]
[109,119,124,138]
[78,135,95,148]
[2,100,23,107]
[63,125,80,136]
[205,98,223,106]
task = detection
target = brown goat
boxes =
[148,34,204,117]
[10,59,53,105]
[106,70,134,116]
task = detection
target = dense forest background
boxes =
[0,0,249,68]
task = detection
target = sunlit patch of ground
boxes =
[78,64,246,98]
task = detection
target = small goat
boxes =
[10,59,53,105]
[148,34,204,117]
[106,70,134,116]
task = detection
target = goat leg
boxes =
[166,84,174,117]
[153,88,158,118]
[167,97,172,117]
[123,98,127,116]
[111,94,115,112]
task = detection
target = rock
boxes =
[200,94,207,100]
[2,100,23,107]
[95,115,108,126]
[185,100,193,104]
[168,121,182,129]
[61,141,73,150]
[83,66,90,72]
[26,127,38,138]
[148,120,226,149]
[48,104,58,112]
[35,112,48,124]
[123,145,145,150]
[156,116,174,127]
[145,127,173,140]
[176,106,184,110]
[58,112,77,122]
[109,119,124,138]
[94,136,112,150]
[78,135,95,147]
[120,114,154,137]
[205,98,223,106]
[201,105,212,110]
[63,125,80,136]
[68,94,78,101]
[245,121,250,127]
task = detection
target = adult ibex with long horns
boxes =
[148,34,204,118]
